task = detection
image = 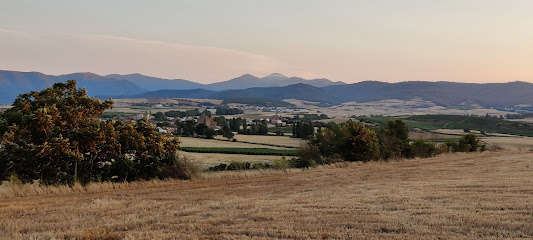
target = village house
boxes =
[198,114,219,129]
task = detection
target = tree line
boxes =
[297,119,484,167]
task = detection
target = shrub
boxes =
[209,163,228,171]
[289,157,317,169]
[272,157,290,170]
[158,156,200,180]
[311,120,379,162]
[298,143,322,166]
[407,139,437,158]
[252,162,272,169]
[446,133,482,152]
[227,161,251,171]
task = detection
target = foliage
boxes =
[222,125,234,139]
[194,123,208,136]
[165,109,201,118]
[228,118,241,132]
[293,114,329,121]
[292,121,314,139]
[406,139,437,158]
[296,143,321,167]
[215,106,243,115]
[0,80,185,185]
[377,119,410,159]
[153,112,166,121]
[244,120,269,135]
[176,120,196,136]
[203,128,217,139]
[310,120,379,162]
[446,133,483,152]
[358,114,533,137]
[213,116,227,127]
[208,161,273,171]
[272,157,290,170]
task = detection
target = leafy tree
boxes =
[215,106,243,115]
[204,128,216,139]
[378,119,409,159]
[195,123,208,136]
[408,139,437,158]
[176,120,196,136]
[229,118,241,132]
[293,121,314,139]
[310,120,379,162]
[222,125,234,139]
[157,121,171,127]
[213,116,227,127]
[242,118,248,134]
[0,80,184,185]
[202,110,212,117]
[153,112,166,121]
[165,109,201,118]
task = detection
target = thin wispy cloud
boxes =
[0,29,295,83]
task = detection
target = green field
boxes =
[180,147,299,156]
[357,115,533,137]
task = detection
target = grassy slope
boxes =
[1,151,533,239]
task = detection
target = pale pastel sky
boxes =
[1,0,532,84]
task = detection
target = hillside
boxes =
[0,70,345,104]
[323,81,533,107]
[2,151,532,239]
[106,73,205,91]
[0,70,145,104]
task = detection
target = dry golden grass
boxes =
[219,135,304,148]
[179,152,280,169]
[2,151,533,239]
[180,137,295,150]
[481,136,533,151]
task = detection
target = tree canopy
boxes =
[0,80,186,185]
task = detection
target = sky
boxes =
[1,0,532,84]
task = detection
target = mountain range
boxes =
[0,70,344,104]
[1,70,533,108]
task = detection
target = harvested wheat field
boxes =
[180,137,294,150]
[179,151,280,168]
[2,151,533,239]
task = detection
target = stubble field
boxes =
[1,151,533,239]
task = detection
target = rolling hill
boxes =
[0,70,145,104]
[106,73,204,91]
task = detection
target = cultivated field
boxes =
[180,137,295,150]
[481,136,533,151]
[179,136,300,168]
[284,98,511,118]
[179,152,281,169]
[217,135,304,148]
[2,151,533,239]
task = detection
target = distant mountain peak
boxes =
[265,73,287,78]
[239,73,257,78]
